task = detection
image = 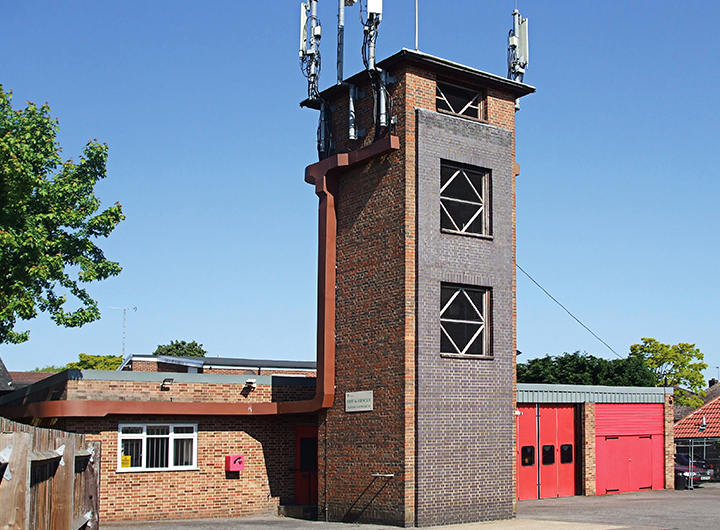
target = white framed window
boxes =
[440,284,490,357]
[117,423,198,472]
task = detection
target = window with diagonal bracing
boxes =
[441,284,489,356]
[441,162,490,236]
[436,81,483,119]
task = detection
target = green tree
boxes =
[517,351,656,387]
[629,338,708,407]
[66,353,123,371]
[32,365,65,373]
[153,340,206,357]
[0,86,124,344]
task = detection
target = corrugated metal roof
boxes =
[517,383,672,404]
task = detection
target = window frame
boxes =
[440,161,491,238]
[440,283,491,359]
[117,423,198,472]
[436,80,486,121]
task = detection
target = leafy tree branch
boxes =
[0,86,124,344]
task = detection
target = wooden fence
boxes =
[0,418,100,530]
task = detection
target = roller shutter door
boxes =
[595,404,664,494]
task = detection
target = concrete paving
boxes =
[102,483,720,530]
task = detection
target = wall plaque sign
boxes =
[345,390,373,412]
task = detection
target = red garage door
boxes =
[595,404,664,495]
[517,404,576,500]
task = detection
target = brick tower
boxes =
[304,49,534,526]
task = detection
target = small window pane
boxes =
[147,437,169,468]
[521,446,535,466]
[147,425,170,436]
[121,426,143,435]
[174,439,194,466]
[542,445,555,465]
[174,426,194,434]
[560,444,573,464]
[121,439,142,467]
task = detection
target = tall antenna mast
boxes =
[507,8,529,82]
[337,1,358,84]
[300,0,322,99]
[109,306,137,358]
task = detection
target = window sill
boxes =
[441,229,493,241]
[436,108,489,124]
[116,467,199,473]
[441,353,494,360]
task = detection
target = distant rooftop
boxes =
[118,353,316,372]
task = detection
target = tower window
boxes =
[436,81,484,119]
[440,284,489,357]
[441,162,490,236]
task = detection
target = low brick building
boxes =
[0,367,318,521]
[516,384,674,500]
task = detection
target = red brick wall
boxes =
[317,61,413,526]
[64,379,314,404]
[664,394,674,488]
[582,403,596,495]
[65,414,316,522]
[203,368,316,377]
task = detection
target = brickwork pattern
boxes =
[664,394,674,489]
[63,379,314,404]
[582,403,596,495]
[415,108,516,525]
[64,414,316,522]
[318,61,411,527]
[130,360,189,373]
[315,56,521,527]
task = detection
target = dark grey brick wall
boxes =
[416,108,515,526]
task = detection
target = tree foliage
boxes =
[66,353,123,371]
[33,353,123,372]
[517,351,656,387]
[629,338,707,407]
[153,340,206,357]
[32,365,65,373]
[0,86,124,344]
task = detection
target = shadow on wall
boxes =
[341,474,394,523]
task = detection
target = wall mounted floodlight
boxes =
[245,379,257,390]
[160,378,174,391]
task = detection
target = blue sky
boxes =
[2,1,720,381]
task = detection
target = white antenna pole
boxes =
[415,0,418,51]
[337,0,345,83]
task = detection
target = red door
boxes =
[555,405,576,498]
[517,404,538,500]
[295,426,318,505]
[595,404,664,494]
[539,405,575,499]
[629,436,653,491]
[538,405,558,499]
[517,404,576,500]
